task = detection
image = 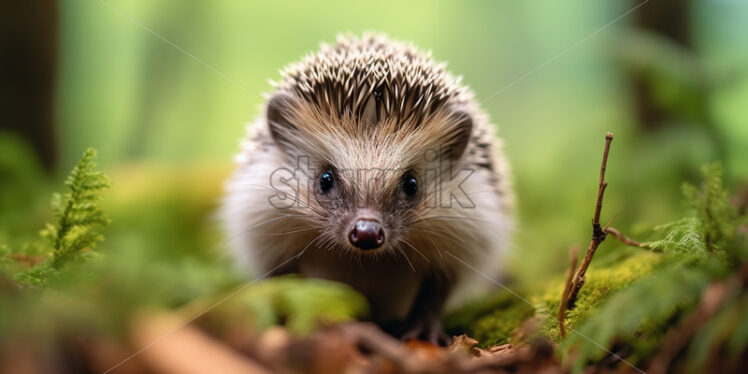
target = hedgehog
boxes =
[221,34,513,344]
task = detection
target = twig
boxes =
[338,323,562,373]
[566,133,614,310]
[559,245,580,338]
[337,323,429,371]
[604,227,642,248]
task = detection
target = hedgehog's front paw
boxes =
[400,317,451,346]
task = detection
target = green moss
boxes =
[468,300,535,347]
[534,251,662,341]
[444,290,519,336]
[451,251,662,347]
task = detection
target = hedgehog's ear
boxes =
[266,92,300,151]
[442,109,473,161]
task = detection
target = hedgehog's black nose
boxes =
[349,219,385,250]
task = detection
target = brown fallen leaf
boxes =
[129,312,273,374]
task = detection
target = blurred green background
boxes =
[3,0,748,287]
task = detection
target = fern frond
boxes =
[642,217,706,257]
[48,148,111,269]
[683,164,740,258]
[8,148,111,287]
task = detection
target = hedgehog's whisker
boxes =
[400,238,429,263]
[406,210,467,252]
[226,214,317,245]
[393,243,416,272]
[410,224,468,247]
[295,233,325,259]
[263,233,320,270]
[231,183,327,216]
[257,226,320,237]
[426,236,445,259]
[409,226,480,257]
[317,234,338,253]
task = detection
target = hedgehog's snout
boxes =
[349,219,385,250]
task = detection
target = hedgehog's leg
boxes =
[399,271,452,346]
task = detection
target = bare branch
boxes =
[559,245,580,338]
[567,133,614,310]
[605,227,643,248]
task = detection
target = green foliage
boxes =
[1,135,744,373]
[726,299,748,359]
[448,253,661,348]
[561,164,747,373]
[3,148,111,287]
[683,165,743,260]
[206,275,369,335]
[643,218,705,255]
[688,293,745,372]
[562,266,708,373]
[0,147,369,341]
[537,252,662,342]
[455,163,746,372]
[445,290,537,347]
[0,132,47,218]
[444,290,523,339]
[467,300,535,347]
[45,148,111,268]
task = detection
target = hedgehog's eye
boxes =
[402,173,418,197]
[320,171,334,193]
